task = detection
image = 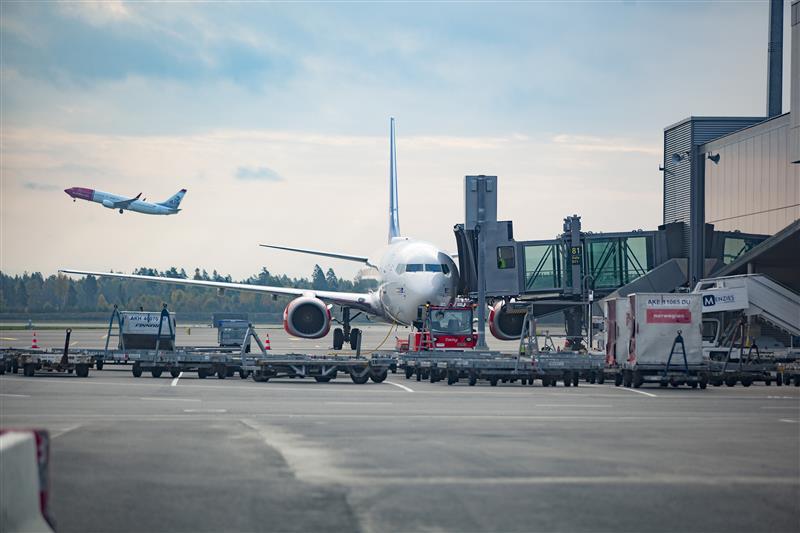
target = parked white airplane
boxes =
[65,187,186,215]
[61,118,459,349]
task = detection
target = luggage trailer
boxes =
[1,329,93,377]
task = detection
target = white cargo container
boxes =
[602,297,631,368]
[119,311,176,350]
[614,293,707,388]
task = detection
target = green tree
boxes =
[311,265,328,290]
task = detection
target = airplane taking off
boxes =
[61,118,459,350]
[65,187,186,215]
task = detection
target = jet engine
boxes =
[102,199,115,209]
[283,296,331,339]
[488,301,526,341]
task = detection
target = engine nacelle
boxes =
[283,296,331,339]
[102,199,115,208]
[488,301,526,341]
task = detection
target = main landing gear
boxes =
[119,208,124,214]
[333,307,362,350]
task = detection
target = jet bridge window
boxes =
[496,246,515,269]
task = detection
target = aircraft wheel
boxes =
[333,328,344,350]
[349,329,361,350]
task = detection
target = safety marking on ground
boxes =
[337,474,800,487]
[779,419,798,423]
[171,372,183,387]
[612,387,658,398]
[0,393,30,398]
[0,337,18,341]
[534,404,613,408]
[140,397,200,402]
[762,406,799,409]
[385,381,414,393]
[51,425,81,439]
[184,409,226,413]
[324,401,395,405]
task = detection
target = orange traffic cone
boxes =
[31,331,40,350]
[263,334,271,351]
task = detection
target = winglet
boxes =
[388,117,401,243]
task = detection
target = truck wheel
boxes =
[794,376,799,387]
[776,374,783,386]
[689,381,698,389]
[740,377,753,387]
[314,376,332,383]
[76,364,89,378]
[572,372,580,387]
[333,328,344,350]
[622,370,632,388]
[370,369,388,383]
[447,372,458,385]
[350,372,370,384]
[23,364,35,377]
[429,369,437,383]
[597,372,605,384]
[725,376,737,387]
[415,370,422,381]
[96,360,104,371]
[404,367,413,379]
[132,363,143,378]
[197,368,207,379]
[239,370,250,379]
[252,371,269,383]
[0,365,4,375]
[151,368,163,378]
[764,378,771,386]
[226,368,235,378]
[217,367,226,379]
[632,371,644,389]
[711,378,722,387]
[169,368,180,378]
[489,378,498,387]
[468,374,477,386]
[614,373,622,387]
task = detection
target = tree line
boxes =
[0,265,376,315]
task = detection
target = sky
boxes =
[0,0,793,281]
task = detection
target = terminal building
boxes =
[662,0,799,289]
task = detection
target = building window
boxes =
[497,246,515,269]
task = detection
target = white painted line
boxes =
[0,393,30,398]
[140,397,200,402]
[324,401,395,405]
[614,387,658,398]
[534,404,613,408]
[184,409,226,413]
[762,406,799,410]
[171,372,183,387]
[51,425,81,439]
[385,380,414,393]
[779,419,797,423]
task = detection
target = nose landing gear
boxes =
[332,307,362,350]
[119,208,124,214]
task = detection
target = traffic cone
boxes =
[31,331,40,350]
[263,334,271,351]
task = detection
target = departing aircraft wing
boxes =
[259,244,372,265]
[113,193,142,209]
[58,269,379,314]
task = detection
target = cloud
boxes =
[23,181,60,191]
[235,166,284,182]
[551,134,660,156]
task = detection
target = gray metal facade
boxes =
[703,113,800,235]
[662,117,765,283]
[791,0,799,164]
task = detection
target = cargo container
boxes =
[119,311,176,351]
[611,293,707,388]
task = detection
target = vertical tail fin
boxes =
[388,117,401,242]
[159,189,187,209]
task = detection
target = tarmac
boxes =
[1,325,798,532]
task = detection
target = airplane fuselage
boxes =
[65,187,180,215]
[368,238,459,325]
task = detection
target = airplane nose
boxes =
[64,188,74,197]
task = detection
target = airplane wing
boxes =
[58,269,380,314]
[113,193,142,209]
[259,244,372,265]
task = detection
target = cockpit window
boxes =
[405,264,424,272]
[425,264,442,272]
